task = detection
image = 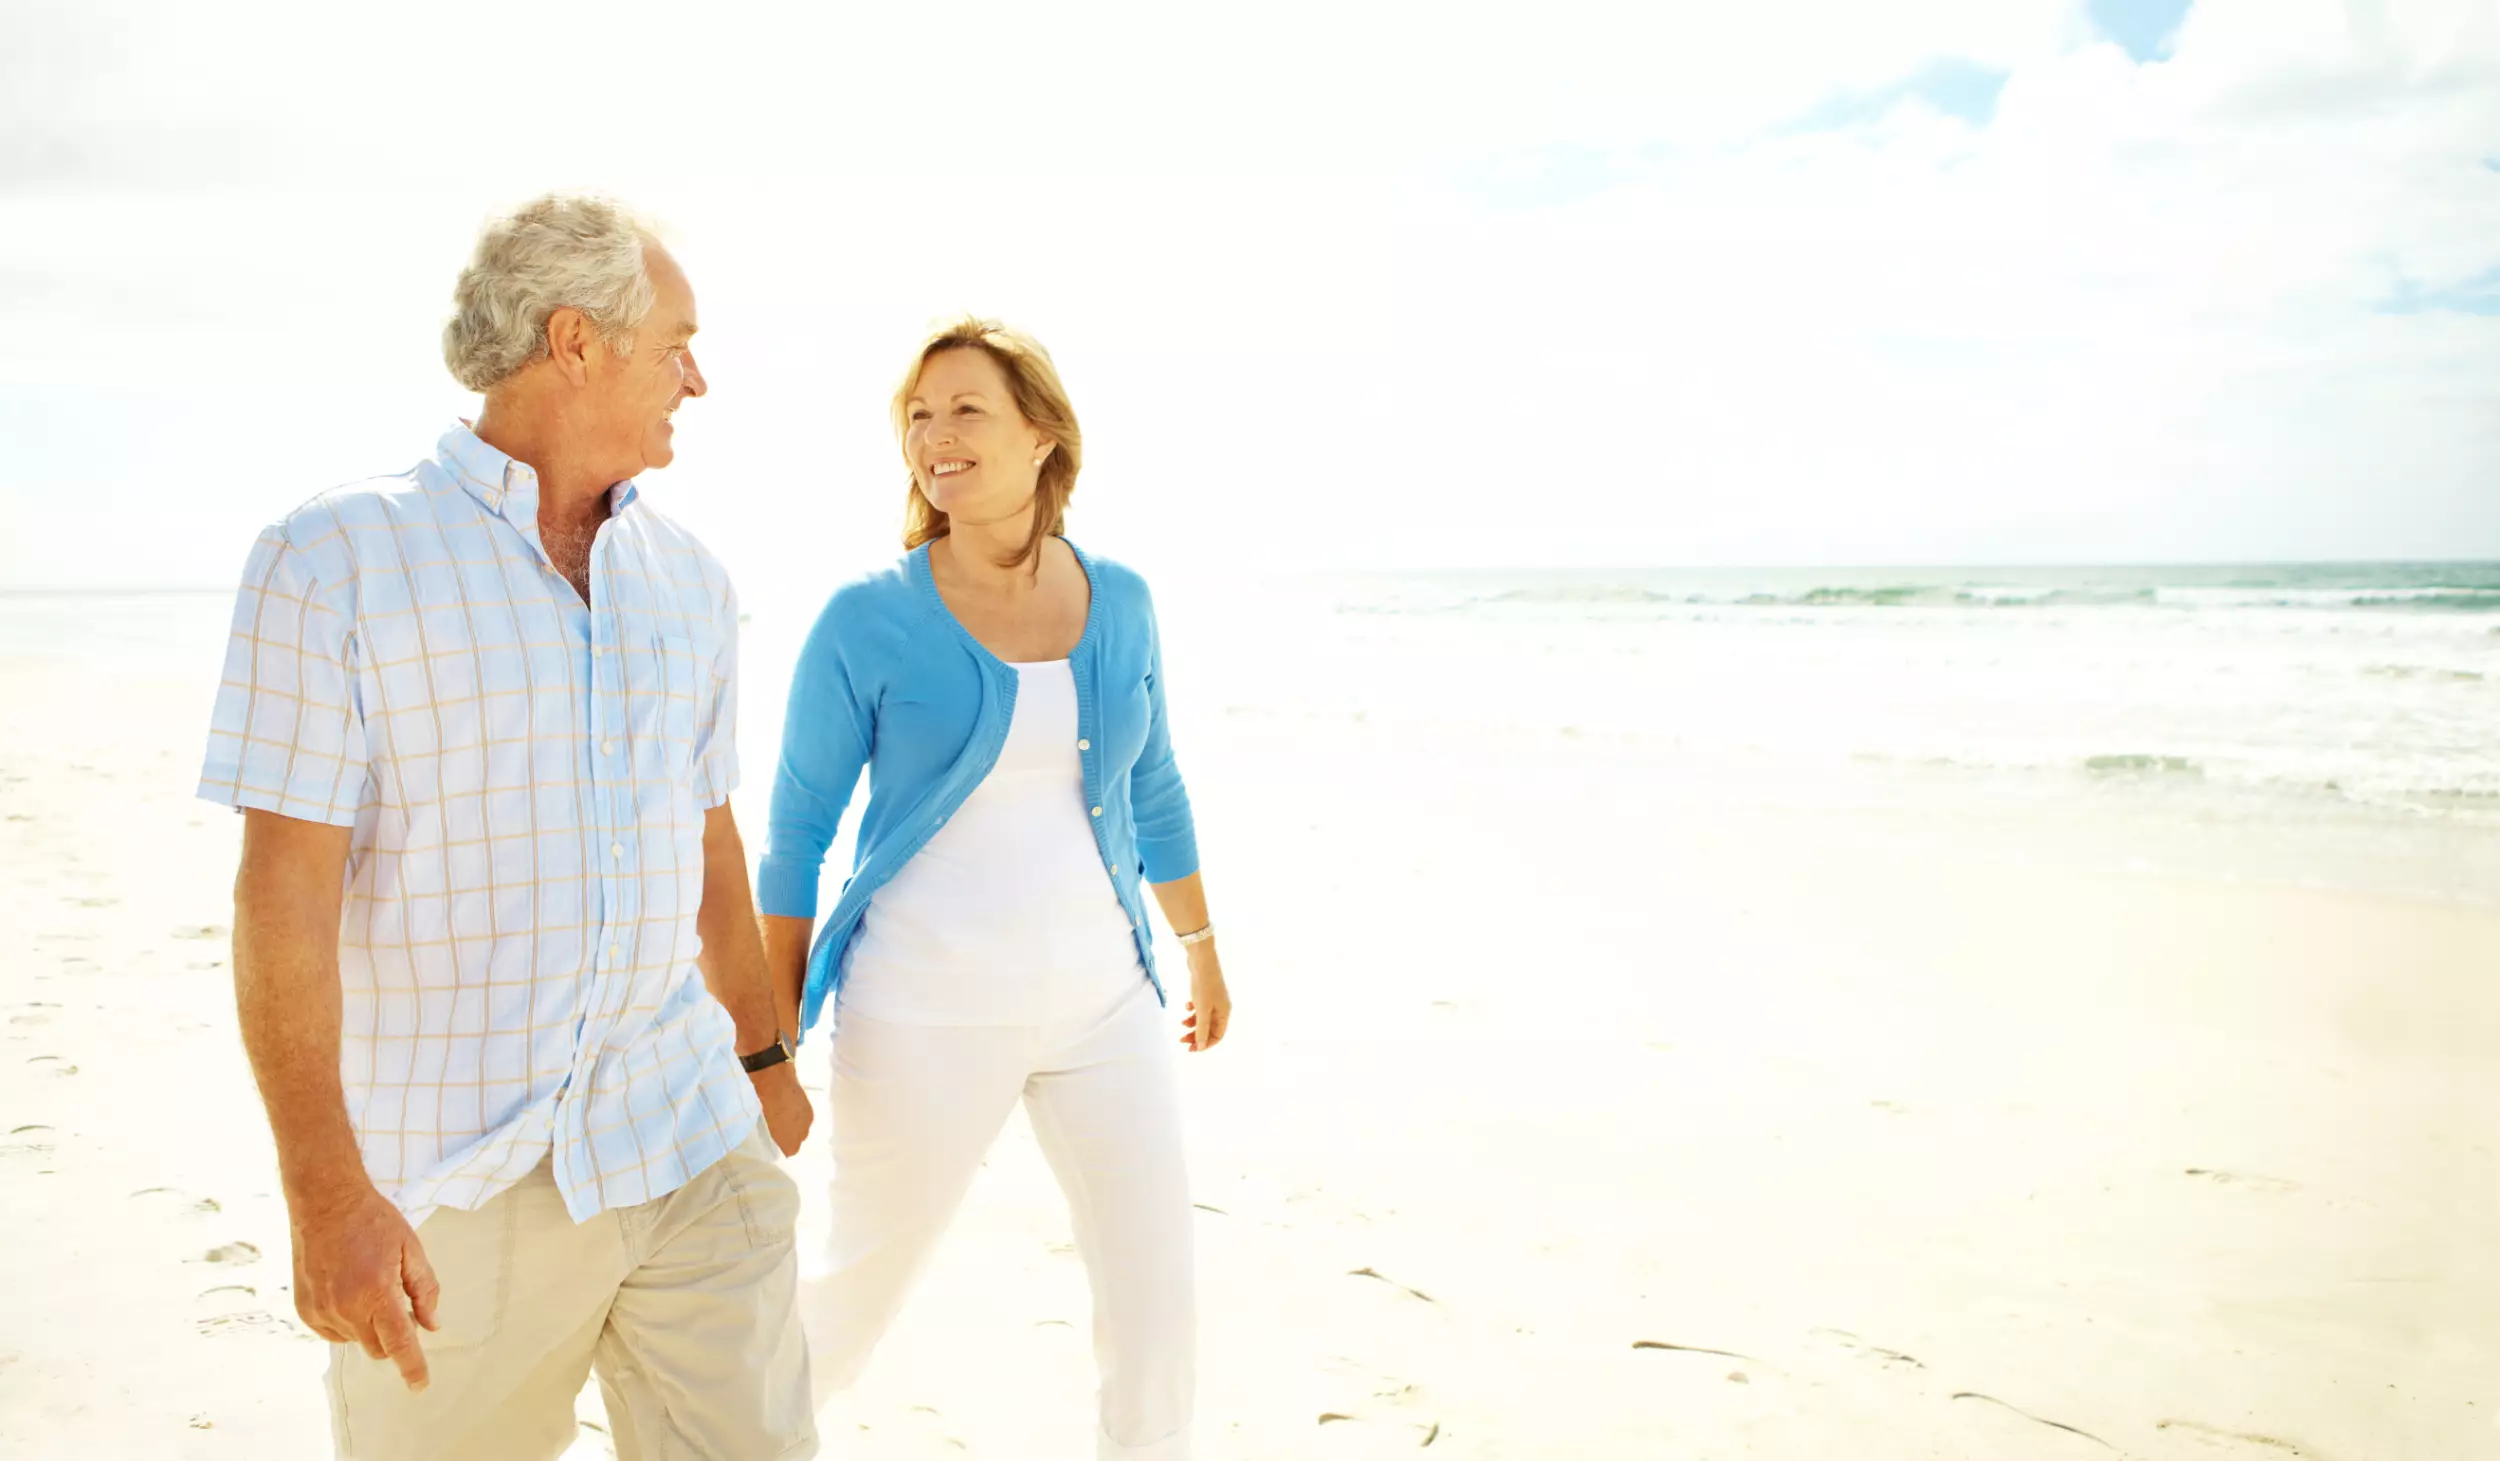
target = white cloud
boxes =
[1,0,2494,589]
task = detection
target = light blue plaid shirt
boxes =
[199,425,759,1224]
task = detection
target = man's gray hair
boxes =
[442,195,658,392]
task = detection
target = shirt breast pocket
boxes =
[630,631,722,781]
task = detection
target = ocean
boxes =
[9,560,2495,903]
[1161,561,2500,820]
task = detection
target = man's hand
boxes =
[698,803,813,1159]
[291,1182,440,1391]
[753,1061,814,1156]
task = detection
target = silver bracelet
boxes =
[1175,922,1216,946]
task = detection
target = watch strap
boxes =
[739,1032,794,1074]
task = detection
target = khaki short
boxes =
[327,1125,815,1461]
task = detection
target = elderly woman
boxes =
[758,318,1231,1460]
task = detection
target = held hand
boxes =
[290,1181,439,1391]
[753,1061,814,1156]
[1178,948,1232,1053]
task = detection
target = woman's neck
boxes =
[934,502,1045,593]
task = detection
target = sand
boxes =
[4,644,2498,1460]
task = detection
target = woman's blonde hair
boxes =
[893,316,1084,570]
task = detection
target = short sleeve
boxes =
[197,526,371,826]
[692,579,740,809]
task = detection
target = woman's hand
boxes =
[1179,944,1231,1052]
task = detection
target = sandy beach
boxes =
[5,622,2498,1461]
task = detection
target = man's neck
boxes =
[471,401,616,540]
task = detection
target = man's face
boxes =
[585,242,706,481]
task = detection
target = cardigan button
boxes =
[1091,806,1103,817]
[1077,739,1090,751]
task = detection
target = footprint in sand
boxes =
[1347,1267,1437,1305]
[194,1241,262,1266]
[1950,1391,2118,1453]
[2184,1167,2299,1195]
[1311,1412,1442,1449]
[26,1055,78,1077]
[172,925,227,941]
[70,897,117,908]
[1308,1354,1443,1446]
[1635,1339,1758,1362]
[863,1404,969,1452]
[1,1126,55,1160]
[2155,1418,2319,1455]
[194,1284,278,1336]
[132,1187,223,1216]
[1808,1326,1926,1370]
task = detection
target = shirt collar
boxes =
[435,423,641,527]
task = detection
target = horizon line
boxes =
[6,555,2500,596]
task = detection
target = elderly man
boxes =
[200,195,815,1460]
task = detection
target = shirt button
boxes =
[1077,739,1090,751]
[610,842,625,858]
[608,943,621,960]
[1091,806,1103,817]
[601,740,615,755]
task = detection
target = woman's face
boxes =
[903,347,1053,522]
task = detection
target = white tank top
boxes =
[839,660,1146,1025]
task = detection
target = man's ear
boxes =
[545,307,597,385]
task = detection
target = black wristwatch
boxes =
[739,1030,795,1074]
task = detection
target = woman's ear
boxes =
[1031,437,1056,470]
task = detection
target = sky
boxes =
[2,0,2496,592]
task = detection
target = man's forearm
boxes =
[697,805,785,1051]
[233,813,369,1210]
[698,905,783,1051]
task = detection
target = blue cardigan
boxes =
[757,541,1200,1037]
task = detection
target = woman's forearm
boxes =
[760,913,815,1041]
[1148,872,1211,941]
[1150,868,1232,1050]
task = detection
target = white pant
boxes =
[801,977,1194,1460]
